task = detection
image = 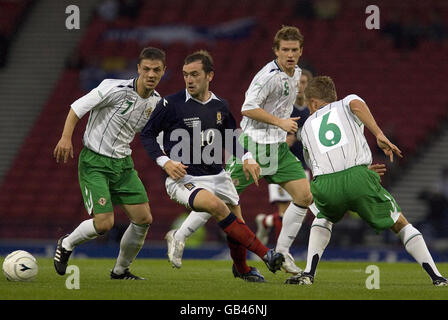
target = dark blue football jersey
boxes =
[290,104,310,169]
[141,90,244,176]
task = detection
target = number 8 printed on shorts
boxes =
[311,110,348,154]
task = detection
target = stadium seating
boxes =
[0,0,33,66]
[0,0,447,240]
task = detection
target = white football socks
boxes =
[62,219,99,251]
[398,223,443,279]
[174,211,211,242]
[304,218,332,275]
[113,222,149,275]
[275,202,307,254]
[263,214,275,227]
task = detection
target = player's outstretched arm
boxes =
[53,108,80,163]
[241,108,300,133]
[349,99,402,162]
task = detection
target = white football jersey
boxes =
[300,94,372,176]
[240,60,301,144]
[71,78,161,158]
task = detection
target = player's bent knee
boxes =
[137,213,153,226]
[295,192,313,208]
[93,213,114,234]
[391,213,408,234]
[303,192,313,207]
[192,189,227,215]
[207,198,228,217]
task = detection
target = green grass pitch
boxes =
[1,258,448,300]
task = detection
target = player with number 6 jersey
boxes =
[300,93,373,176]
[285,76,448,286]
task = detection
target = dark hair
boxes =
[273,25,304,49]
[301,68,313,82]
[184,50,214,74]
[304,76,338,103]
[138,47,166,66]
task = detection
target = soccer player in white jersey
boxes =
[225,26,312,275]
[52,47,166,280]
[285,76,448,286]
[256,69,314,245]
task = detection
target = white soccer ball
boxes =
[2,250,38,281]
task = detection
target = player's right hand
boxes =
[243,158,261,187]
[164,160,188,180]
[53,137,74,163]
[279,117,300,133]
[376,133,403,162]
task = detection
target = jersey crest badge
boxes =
[145,107,153,118]
[184,183,196,191]
[98,197,107,206]
[216,112,222,125]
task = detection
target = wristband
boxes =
[156,156,170,168]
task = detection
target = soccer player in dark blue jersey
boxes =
[141,51,285,280]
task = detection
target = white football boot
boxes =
[165,229,185,269]
[281,252,302,274]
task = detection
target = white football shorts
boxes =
[165,170,240,209]
[268,184,293,203]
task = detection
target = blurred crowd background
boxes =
[0,0,447,255]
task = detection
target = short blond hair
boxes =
[273,25,304,49]
[304,76,337,103]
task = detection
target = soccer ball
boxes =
[2,250,38,281]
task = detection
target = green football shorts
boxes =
[311,165,401,233]
[226,134,307,194]
[78,147,149,215]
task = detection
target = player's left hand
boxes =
[368,163,387,176]
[243,158,261,186]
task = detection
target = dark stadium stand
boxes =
[0,0,447,241]
[0,0,33,67]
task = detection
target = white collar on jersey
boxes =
[185,89,219,105]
